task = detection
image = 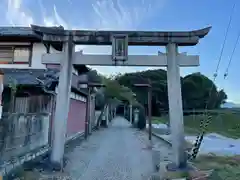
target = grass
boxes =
[192,154,240,179]
[152,116,168,124]
[152,111,240,139]
[162,155,240,179]
[152,111,240,179]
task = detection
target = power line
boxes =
[214,1,236,77]
[190,1,237,160]
[204,0,237,110]
[224,29,240,78]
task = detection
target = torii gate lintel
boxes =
[31,24,211,46]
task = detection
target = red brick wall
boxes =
[66,99,86,138]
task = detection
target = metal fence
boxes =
[0,113,50,163]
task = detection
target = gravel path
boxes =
[62,117,173,180]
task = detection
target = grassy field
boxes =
[152,110,240,139]
[163,154,240,179]
[153,110,240,179]
[192,154,240,179]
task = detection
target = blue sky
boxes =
[0,0,240,103]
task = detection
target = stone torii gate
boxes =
[31,25,211,169]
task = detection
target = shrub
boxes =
[136,105,146,130]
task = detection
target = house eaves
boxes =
[1,68,88,96]
[0,26,63,51]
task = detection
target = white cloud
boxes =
[53,5,69,29]
[6,0,33,26]
[4,0,165,75]
[90,0,164,30]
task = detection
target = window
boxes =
[0,46,31,64]
[0,47,14,63]
[13,47,30,63]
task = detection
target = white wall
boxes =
[0,42,78,74]
[25,43,60,69]
[31,43,47,69]
[0,63,30,69]
[0,43,47,69]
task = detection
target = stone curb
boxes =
[0,146,50,178]
[151,132,172,147]
[151,131,192,158]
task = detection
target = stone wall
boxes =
[0,113,50,163]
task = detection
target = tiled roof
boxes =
[2,68,56,85]
[1,68,87,96]
[0,27,36,37]
[0,26,63,51]
[0,26,64,39]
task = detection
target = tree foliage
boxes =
[94,74,139,110]
[182,72,227,109]
[102,76,136,103]
[116,69,227,116]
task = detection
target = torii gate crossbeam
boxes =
[42,53,200,67]
[30,25,211,170]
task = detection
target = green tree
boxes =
[116,69,169,115]
[182,73,227,109]
[116,70,227,114]
[95,75,138,109]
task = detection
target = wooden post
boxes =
[0,71,4,119]
[129,103,133,123]
[148,85,152,141]
[85,87,91,139]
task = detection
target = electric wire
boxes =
[190,1,237,159]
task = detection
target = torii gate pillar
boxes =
[166,43,186,167]
[50,37,74,167]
